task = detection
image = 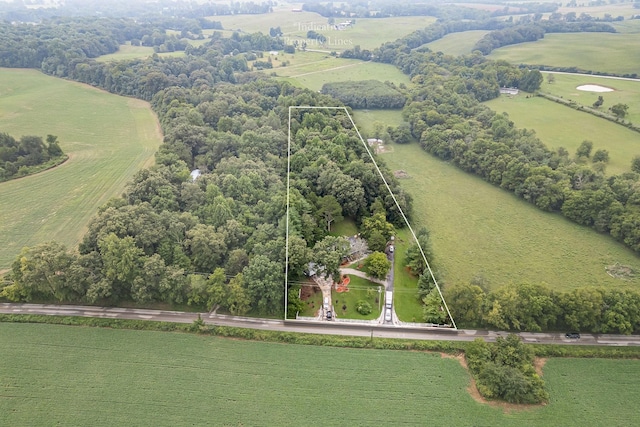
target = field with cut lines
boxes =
[379,142,640,291]
[3,323,640,426]
[263,51,411,91]
[0,69,161,269]
[485,91,640,176]
[488,32,640,76]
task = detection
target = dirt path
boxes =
[339,268,386,286]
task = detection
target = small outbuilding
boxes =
[190,169,201,182]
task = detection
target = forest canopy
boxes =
[0,133,66,182]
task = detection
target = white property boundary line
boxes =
[285,106,457,330]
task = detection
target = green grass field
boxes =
[0,69,161,270]
[484,93,640,176]
[263,51,411,91]
[538,72,640,129]
[379,142,640,291]
[488,32,640,76]
[425,30,491,56]
[96,44,185,62]
[2,323,640,426]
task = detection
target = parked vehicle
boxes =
[384,308,392,322]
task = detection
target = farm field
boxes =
[210,5,435,52]
[538,72,640,128]
[96,44,185,62]
[425,30,491,56]
[379,142,640,291]
[3,323,640,426]
[0,69,161,270]
[484,93,640,176]
[262,51,411,91]
[488,32,640,76]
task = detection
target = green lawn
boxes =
[0,69,161,269]
[2,323,640,426]
[538,72,640,130]
[488,32,640,76]
[425,30,491,56]
[299,283,324,317]
[332,275,383,320]
[392,228,424,322]
[484,93,640,176]
[329,218,358,237]
[380,142,640,292]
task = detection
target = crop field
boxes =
[379,142,640,291]
[3,323,640,426]
[538,72,640,128]
[0,69,161,270]
[485,93,640,176]
[211,5,434,51]
[262,51,411,91]
[425,30,491,56]
[488,32,640,76]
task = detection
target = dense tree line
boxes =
[446,282,640,335]
[0,133,65,182]
[321,80,406,109]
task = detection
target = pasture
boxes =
[485,92,640,176]
[425,30,491,56]
[96,44,185,62]
[488,32,640,76]
[0,69,161,270]
[2,323,640,426]
[538,72,640,129]
[379,142,640,291]
[261,51,411,91]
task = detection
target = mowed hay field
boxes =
[258,51,412,91]
[0,69,161,269]
[488,32,640,76]
[484,93,640,176]
[379,142,640,291]
[3,323,640,426]
[96,44,185,62]
[425,30,491,56]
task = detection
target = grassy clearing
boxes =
[299,283,323,317]
[3,322,640,426]
[484,93,640,175]
[264,51,411,91]
[488,32,640,76]
[0,68,161,269]
[332,275,383,320]
[329,218,358,237]
[379,142,640,292]
[96,44,185,62]
[538,72,640,129]
[425,30,491,56]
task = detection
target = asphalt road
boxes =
[2,303,640,346]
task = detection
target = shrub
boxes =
[356,300,372,315]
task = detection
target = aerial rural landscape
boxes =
[1,0,640,424]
